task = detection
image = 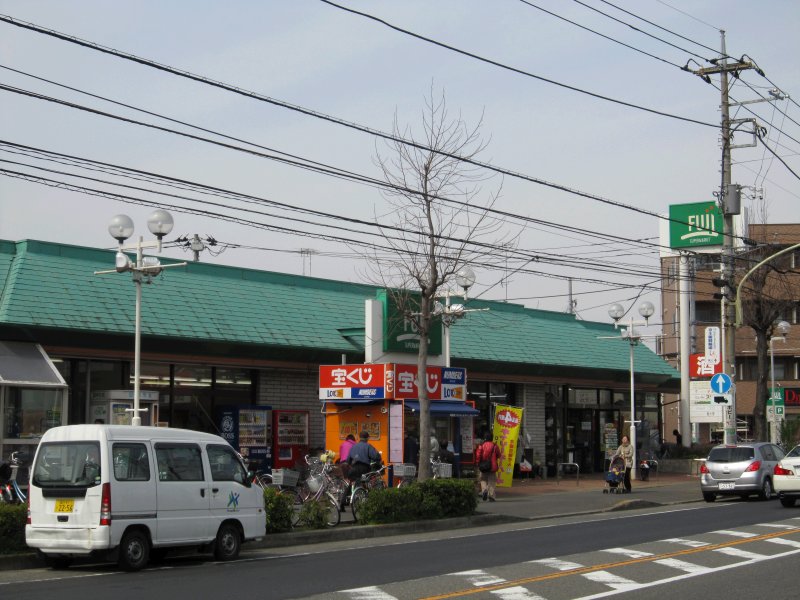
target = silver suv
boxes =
[700,442,785,502]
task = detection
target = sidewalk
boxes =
[1,472,702,570]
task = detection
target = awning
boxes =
[404,400,480,417]
[0,341,67,387]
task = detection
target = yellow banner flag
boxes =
[492,404,524,488]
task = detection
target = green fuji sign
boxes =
[669,201,724,249]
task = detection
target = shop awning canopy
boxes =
[404,400,480,417]
[0,341,66,387]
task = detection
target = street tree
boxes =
[736,227,799,442]
[365,88,517,480]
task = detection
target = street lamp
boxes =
[436,266,479,367]
[96,210,185,425]
[607,300,655,481]
[769,320,790,444]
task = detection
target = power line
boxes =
[318,0,718,128]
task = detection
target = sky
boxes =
[0,0,798,330]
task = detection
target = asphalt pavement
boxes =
[2,471,703,570]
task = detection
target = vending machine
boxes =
[272,410,309,469]
[90,390,160,426]
[216,406,272,472]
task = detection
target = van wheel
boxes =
[214,523,240,561]
[118,530,150,571]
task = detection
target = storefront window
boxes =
[215,368,255,408]
[3,387,63,439]
[172,365,214,432]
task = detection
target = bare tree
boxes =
[736,228,799,442]
[366,87,517,480]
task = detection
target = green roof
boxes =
[0,240,678,386]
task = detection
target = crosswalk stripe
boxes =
[601,548,653,558]
[342,586,398,599]
[582,570,639,590]
[712,529,757,538]
[755,523,798,529]
[715,547,768,560]
[766,537,800,549]
[489,586,547,600]
[654,558,711,574]
[662,538,709,548]
[529,558,583,571]
[452,570,506,586]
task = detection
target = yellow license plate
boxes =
[54,499,74,513]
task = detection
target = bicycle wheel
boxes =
[350,487,368,522]
[324,492,341,527]
[279,488,303,527]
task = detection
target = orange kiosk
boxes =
[320,363,476,479]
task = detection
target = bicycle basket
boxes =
[394,463,416,478]
[271,468,299,487]
[433,463,452,478]
[306,473,324,493]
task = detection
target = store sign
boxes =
[394,364,466,400]
[319,364,389,400]
[785,388,800,406]
[378,289,443,355]
[319,363,466,401]
[704,327,720,363]
[690,353,722,378]
[669,202,723,249]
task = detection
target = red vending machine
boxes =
[272,410,309,469]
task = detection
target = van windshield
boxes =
[32,442,101,488]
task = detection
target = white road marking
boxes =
[653,557,710,574]
[766,537,800,549]
[489,586,547,599]
[715,547,768,560]
[452,569,506,586]
[529,558,583,571]
[755,522,798,529]
[711,529,756,538]
[581,570,639,591]
[341,586,398,599]
[601,548,653,558]
[662,538,709,548]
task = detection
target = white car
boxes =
[773,445,800,507]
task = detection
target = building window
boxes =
[3,387,63,439]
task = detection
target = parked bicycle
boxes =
[0,451,29,504]
[349,462,386,522]
[281,454,345,528]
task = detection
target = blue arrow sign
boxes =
[711,373,732,394]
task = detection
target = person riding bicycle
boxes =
[346,430,381,482]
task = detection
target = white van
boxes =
[26,425,265,571]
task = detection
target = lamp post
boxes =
[607,300,655,481]
[96,210,185,425]
[439,266,477,367]
[769,320,790,444]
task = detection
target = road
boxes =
[3,499,799,599]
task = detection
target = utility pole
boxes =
[688,31,756,445]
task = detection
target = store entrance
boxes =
[566,409,596,474]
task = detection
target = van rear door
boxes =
[154,443,211,544]
[30,441,104,530]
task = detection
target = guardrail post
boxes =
[556,462,580,486]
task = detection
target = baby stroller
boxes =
[603,456,626,494]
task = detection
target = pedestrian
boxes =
[403,429,419,465]
[613,435,634,493]
[347,430,381,482]
[673,428,683,446]
[438,440,455,464]
[338,433,356,464]
[430,429,440,461]
[475,431,501,501]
